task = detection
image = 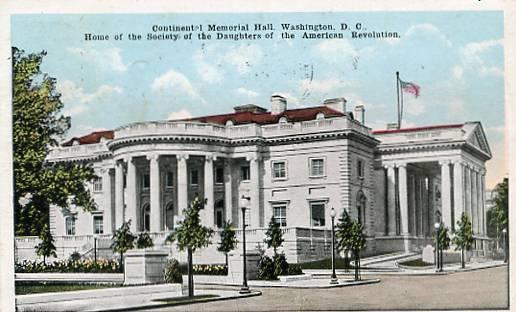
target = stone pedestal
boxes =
[422,245,435,263]
[228,250,260,282]
[124,249,168,285]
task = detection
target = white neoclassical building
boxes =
[20,94,491,263]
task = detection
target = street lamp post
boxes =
[330,207,338,284]
[434,222,441,272]
[239,195,251,294]
[93,234,98,264]
[503,228,508,263]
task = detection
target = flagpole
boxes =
[396,71,400,129]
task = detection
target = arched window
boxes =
[356,191,367,226]
[141,204,151,232]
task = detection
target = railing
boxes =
[377,128,465,145]
[47,143,110,161]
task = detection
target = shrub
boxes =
[69,251,81,262]
[164,259,183,283]
[15,258,121,273]
[257,255,276,280]
[273,253,289,277]
[136,232,154,249]
[287,263,303,275]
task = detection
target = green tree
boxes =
[264,217,284,256]
[136,232,154,249]
[13,47,96,236]
[490,178,508,247]
[452,212,473,268]
[165,197,214,297]
[35,223,57,264]
[217,221,238,267]
[335,209,353,271]
[111,220,136,270]
[348,220,367,281]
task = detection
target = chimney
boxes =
[323,97,346,113]
[387,122,400,130]
[271,94,287,115]
[354,105,365,124]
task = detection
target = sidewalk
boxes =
[16,284,260,312]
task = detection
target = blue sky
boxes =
[11,11,505,187]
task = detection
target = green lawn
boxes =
[398,258,433,267]
[15,283,115,295]
[299,257,355,270]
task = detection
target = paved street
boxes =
[140,266,508,311]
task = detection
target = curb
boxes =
[100,290,262,312]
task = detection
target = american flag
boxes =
[399,79,421,98]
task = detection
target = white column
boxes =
[414,174,421,236]
[440,160,452,229]
[102,167,113,234]
[410,174,417,235]
[148,154,161,232]
[204,155,215,227]
[464,164,472,222]
[224,159,233,224]
[386,165,396,235]
[177,154,189,222]
[473,168,480,234]
[114,160,125,229]
[470,168,477,234]
[421,175,427,237]
[453,161,464,224]
[248,154,261,228]
[480,169,486,235]
[398,164,409,252]
[126,157,138,232]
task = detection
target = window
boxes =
[310,158,325,177]
[142,174,150,189]
[141,204,150,232]
[215,167,224,184]
[216,209,223,228]
[273,204,287,227]
[65,216,76,235]
[166,171,174,188]
[241,166,250,181]
[357,159,364,179]
[357,192,367,225]
[244,209,251,227]
[190,169,199,185]
[93,215,104,234]
[93,177,103,192]
[310,202,326,227]
[272,161,287,179]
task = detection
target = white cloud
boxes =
[151,69,205,103]
[461,39,503,77]
[167,109,193,120]
[448,98,464,114]
[193,49,223,84]
[300,78,343,94]
[235,87,259,98]
[224,44,263,73]
[404,24,452,47]
[452,66,464,81]
[315,39,358,58]
[57,80,123,116]
[405,99,426,116]
[274,92,301,107]
[67,47,128,72]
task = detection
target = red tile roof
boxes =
[62,106,346,146]
[181,106,345,125]
[372,124,463,135]
[62,130,114,146]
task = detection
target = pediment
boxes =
[465,122,492,158]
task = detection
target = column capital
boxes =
[396,163,407,169]
[205,154,216,162]
[452,160,464,166]
[479,168,487,175]
[246,154,261,162]
[146,153,160,161]
[384,163,395,170]
[177,154,189,161]
[124,156,135,164]
[438,160,451,166]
